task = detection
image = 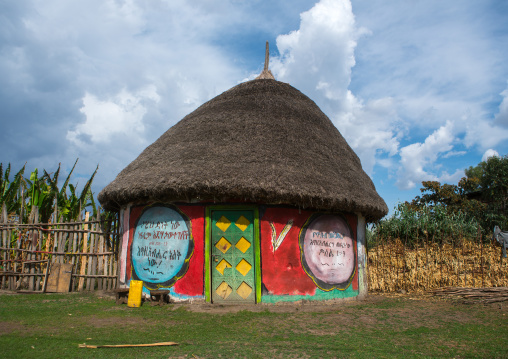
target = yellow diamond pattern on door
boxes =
[215,237,231,254]
[216,281,233,299]
[235,237,251,253]
[235,215,250,231]
[236,259,252,276]
[236,282,253,299]
[211,210,255,303]
[216,259,232,275]
[216,216,231,232]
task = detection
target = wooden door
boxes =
[211,210,255,303]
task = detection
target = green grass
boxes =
[0,292,506,358]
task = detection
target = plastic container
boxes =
[127,280,143,307]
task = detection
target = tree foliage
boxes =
[372,155,507,244]
[409,155,507,233]
[464,155,508,229]
[372,202,479,247]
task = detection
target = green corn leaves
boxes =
[0,159,104,223]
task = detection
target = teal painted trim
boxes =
[261,287,359,304]
[169,287,205,300]
[204,207,211,303]
[253,207,261,303]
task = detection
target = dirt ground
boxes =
[1,289,506,331]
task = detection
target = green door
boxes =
[211,210,255,303]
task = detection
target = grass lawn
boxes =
[0,291,506,358]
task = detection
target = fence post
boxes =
[1,204,7,289]
[78,212,90,291]
[97,212,104,290]
[26,206,38,291]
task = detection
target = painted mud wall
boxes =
[120,204,205,300]
[118,203,362,303]
[259,207,359,303]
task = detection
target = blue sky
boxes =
[1,0,507,216]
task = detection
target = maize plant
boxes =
[0,159,104,223]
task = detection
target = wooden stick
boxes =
[79,341,178,349]
[42,259,50,293]
[0,219,106,227]
[72,274,117,278]
[0,247,116,255]
[1,204,7,289]
[97,213,104,290]
[78,212,90,291]
[86,219,95,290]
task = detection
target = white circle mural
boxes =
[131,205,193,289]
[299,214,356,290]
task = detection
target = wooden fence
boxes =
[367,231,508,293]
[0,205,119,293]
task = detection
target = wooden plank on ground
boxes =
[79,342,178,349]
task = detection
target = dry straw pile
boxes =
[368,239,507,293]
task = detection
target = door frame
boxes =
[204,205,261,303]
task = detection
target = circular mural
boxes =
[299,214,356,291]
[131,205,193,289]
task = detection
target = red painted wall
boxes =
[173,205,204,296]
[260,208,358,295]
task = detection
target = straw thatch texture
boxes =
[98,79,387,219]
[368,240,508,293]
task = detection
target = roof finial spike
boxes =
[264,41,269,72]
[256,41,275,80]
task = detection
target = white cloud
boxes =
[270,0,399,176]
[272,0,360,105]
[334,94,401,175]
[482,149,499,162]
[494,86,508,127]
[463,118,508,151]
[396,121,456,189]
[67,86,159,146]
[442,151,467,159]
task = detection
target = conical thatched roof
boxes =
[98,79,388,221]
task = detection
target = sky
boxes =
[1,0,507,216]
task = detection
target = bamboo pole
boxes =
[78,212,90,291]
[86,219,95,291]
[72,212,81,291]
[112,253,117,290]
[28,206,38,291]
[1,205,7,289]
[0,220,106,227]
[0,228,113,234]
[71,223,78,266]
[0,247,115,255]
[97,213,104,290]
[35,215,42,292]
[89,220,98,290]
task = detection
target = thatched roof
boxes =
[98,79,388,220]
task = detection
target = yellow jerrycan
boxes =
[127,280,143,307]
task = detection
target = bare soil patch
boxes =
[0,321,26,336]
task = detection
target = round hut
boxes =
[99,48,387,304]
